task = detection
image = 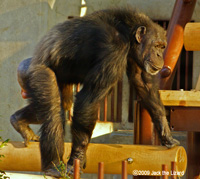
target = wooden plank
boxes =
[170,107,200,132]
[184,22,200,51]
[159,90,200,107]
[0,142,187,176]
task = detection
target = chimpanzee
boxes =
[10,8,180,177]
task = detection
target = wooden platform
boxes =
[159,90,200,107]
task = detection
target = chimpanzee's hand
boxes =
[153,117,180,148]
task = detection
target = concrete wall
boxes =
[0,0,200,142]
[0,0,81,141]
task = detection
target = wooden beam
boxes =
[159,90,200,107]
[0,142,187,176]
[184,22,200,51]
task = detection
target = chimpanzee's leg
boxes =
[27,66,65,171]
[11,83,73,148]
[67,85,115,169]
[67,33,129,170]
[10,104,41,146]
[60,84,73,111]
[10,58,41,146]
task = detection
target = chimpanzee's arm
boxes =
[127,60,179,148]
[132,63,165,120]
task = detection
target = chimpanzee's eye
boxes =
[161,45,166,49]
[155,44,165,49]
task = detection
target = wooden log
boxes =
[184,22,200,51]
[159,90,200,107]
[0,142,187,176]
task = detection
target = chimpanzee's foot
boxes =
[45,168,62,178]
[66,164,74,176]
[45,165,75,178]
[10,115,39,147]
[66,153,86,177]
[23,127,39,147]
[66,164,83,176]
[154,117,180,148]
[67,150,87,170]
[65,161,85,177]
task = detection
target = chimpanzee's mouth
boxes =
[147,60,162,72]
[144,60,162,75]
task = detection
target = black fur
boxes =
[10,8,179,175]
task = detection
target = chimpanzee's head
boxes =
[131,22,167,75]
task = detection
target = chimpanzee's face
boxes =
[134,24,167,75]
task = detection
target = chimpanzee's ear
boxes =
[135,26,146,43]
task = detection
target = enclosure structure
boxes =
[1,0,200,178]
